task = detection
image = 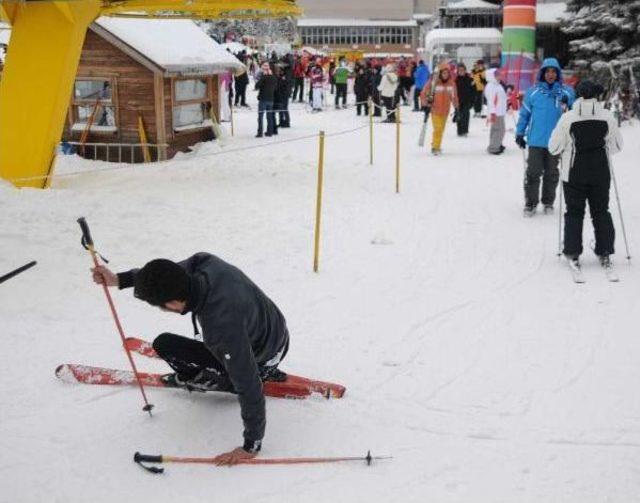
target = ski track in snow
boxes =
[2,89,640,503]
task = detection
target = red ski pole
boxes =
[77,217,154,416]
[134,451,392,473]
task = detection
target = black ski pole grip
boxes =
[134,452,162,463]
[133,452,164,474]
[77,217,94,248]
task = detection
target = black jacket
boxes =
[118,253,288,446]
[274,76,289,104]
[255,74,278,102]
[456,74,475,108]
[354,71,373,100]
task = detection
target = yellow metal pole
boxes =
[395,106,400,194]
[368,97,373,165]
[0,0,102,187]
[313,131,326,273]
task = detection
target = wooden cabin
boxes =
[63,18,245,162]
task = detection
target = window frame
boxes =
[171,75,214,133]
[70,76,119,133]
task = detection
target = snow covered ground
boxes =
[2,89,640,503]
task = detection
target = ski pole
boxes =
[133,450,392,474]
[0,260,36,285]
[557,163,564,258]
[609,164,632,261]
[77,217,154,415]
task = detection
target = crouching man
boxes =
[92,252,289,465]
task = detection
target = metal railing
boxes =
[63,141,169,163]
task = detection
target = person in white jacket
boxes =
[548,80,624,269]
[484,68,507,154]
[378,63,399,122]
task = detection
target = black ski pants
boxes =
[382,96,396,121]
[562,159,615,257]
[335,83,347,107]
[524,147,559,208]
[292,77,304,101]
[473,90,483,114]
[356,101,369,116]
[153,332,289,382]
[456,103,471,135]
[413,87,423,111]
[373,91,382,117]
[234,82,247,106]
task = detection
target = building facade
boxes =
[295,0,440,58]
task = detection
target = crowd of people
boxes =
[222,50,624,269]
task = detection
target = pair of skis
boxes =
[566,258,619,284]
[56,337,346,400]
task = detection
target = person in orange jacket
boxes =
[420,63,459,155]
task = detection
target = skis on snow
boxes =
[123,337,345,398]
[55,337,346,400]
[565,257,620,283]
[567,257,586,283]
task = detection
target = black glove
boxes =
[452,110,458,123]
[515,135,527,150]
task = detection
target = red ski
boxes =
[124,336,346,398]
[55,363,315,399]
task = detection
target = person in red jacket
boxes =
[292,55,306,102]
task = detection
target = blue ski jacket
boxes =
[516,58,576,148]
[414,63,431,91]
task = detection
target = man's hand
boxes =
[91,265,119,287]
[489,113,497,124]
[213,447,257,467]
[515,135,527,150]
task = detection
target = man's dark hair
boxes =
[576,80,604,100]
[134,259,189,306]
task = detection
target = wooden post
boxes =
[313,131,326,273]
[395,106,400,194]
[137,115,151,163]
[368,96,373,165]
[153,73,167,161]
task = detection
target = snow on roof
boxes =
[94,17,245,75]
[536,2,568,24]
[445,0,500,10]
[221,41,254,55]
[297,18,418,27]
[425,28,502,49]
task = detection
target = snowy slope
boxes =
[1,89,640,503]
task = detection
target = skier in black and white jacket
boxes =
[548,80,624,268]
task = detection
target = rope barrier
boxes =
[6,120,376,184]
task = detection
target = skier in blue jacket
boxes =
[516,58,575,217]
[413,60,431,112]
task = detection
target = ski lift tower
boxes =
[0,0,299,188]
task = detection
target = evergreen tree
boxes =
[562,0,640,116]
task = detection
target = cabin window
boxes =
[71,78,117,131]
[173,78,211,130]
